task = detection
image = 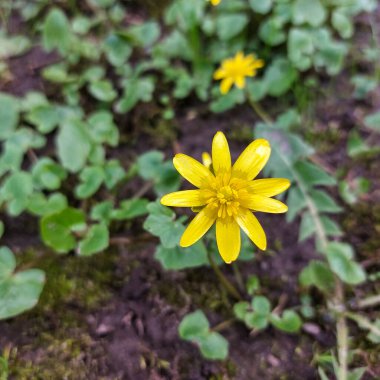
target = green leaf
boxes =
[292,0,326,27]
[299,212,315,242]
[294,161,336,186]
[75,166,104,199]
[27,193,67,217]
[244,312,269,330]
[197,333,229,360]
[259,17,286,46]
[310,189,342,213]
[40,207,86,254]
[42,8,71,54]
[32,158,67,190]
[26,105,61,134]
[233,301,250,320]
[264,58,298,96]
[179,310,209,340]
[155,243,208,270]
[104,34,132,67]
[0,93,20,141]
[252,296,271,316]
[332,10,353,39]
[246,275,260,295]
[299,260,335,292]
[111,198,149,220]
[249,0,272,14]
[347,130,371,157]
[351,75,378,99]
[364,111,380,132]
[270,310,302,333]
[90,201,114,223]
[216,14,249,40]
[0,247,16,279]
[339,178,370,205]
[127,22,160,47]
[57,119,91,173]
[0,221,4,240]
[116,77,155,113]
[210,88,245,113]
[103,160,126,189]
[288,28,314,71]
[0,268,45,320]
[1,171,34,216]
[137,151,180,196]
[78,223,109,256]
[88,80,117,102]
[326,242,366,285]
[144,213,185,248]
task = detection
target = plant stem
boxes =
[356,294,380,309]
[211,318,236,332]
[247,89,349,379]
[345,312,380,338]
[207,251,242,301]
[247,95,273,125]
[232,263,244,292]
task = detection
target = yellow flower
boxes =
[161,131,290,264]
[214,51,264,94]
[208,0,221,5]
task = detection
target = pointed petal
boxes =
[235,76,245,89]
[220,78,233,94]
[212,131,231,175]
[202,152,212,169]
[161,190,205,207]
[216,218,241,264]
[232,139,271,180]
[173,154,214,188]
[213,68,226,79]
[239,195,288,213]
[235,208,267,250]
[180,205,217,247]
[246,178,291,197]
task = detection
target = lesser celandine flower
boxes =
[161,132,290,264]
[208,0,221,5]
[214,52,264,94]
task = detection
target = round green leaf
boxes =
[179,310,209,340]
[78,223,109,256]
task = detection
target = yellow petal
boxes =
[213,68,226,80]
[173,154,214,188]
[202,152,212,169]
[235,76,245,89]
[161,190,205,207]
[216,218,241,264]
[235,208,266,250]
[239,195,288,213]
[180,205,217,247]
[232,139,271,180]
[212,131,231,175]
[246,178,290,197]
[220,78,233,94]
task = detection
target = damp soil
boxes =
[1,3,380,380]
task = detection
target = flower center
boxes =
[203,179,242,219]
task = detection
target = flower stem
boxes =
[247,95,273,125]
[207,251,242,301]
[232,263,244,292]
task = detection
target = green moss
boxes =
[8,248,123,379]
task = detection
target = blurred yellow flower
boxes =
[208,0,221,5]
[161,131,290,264]
[214,52,264,94]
